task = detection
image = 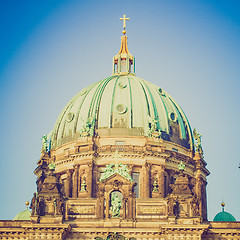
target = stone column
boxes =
[127,197,133,219]
[65,170,72,197]
[195,175,202,199]
[142,163,151,198]
[122,198,127,219]
[195,175,203,217]
[202,180,208,220]
[96,195,104,219]
[159,166,166,198]
[92,165,98,198]
[72,165,79,198]
[86,163,93,198]
[105,195,110,219]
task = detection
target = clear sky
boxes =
[0,0,240,220]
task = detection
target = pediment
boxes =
[101,172,132,184]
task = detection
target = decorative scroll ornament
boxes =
[48,163,56,171]
[100,163,133,182]
[193,128,203,155]
[110,192,122,218]
[147,115,162,138]
[178,161,185,171]
[80,117,95,137]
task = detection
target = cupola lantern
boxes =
[113,14,135,75]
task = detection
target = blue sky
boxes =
[0,0,240,220]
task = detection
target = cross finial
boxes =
[120,14,129,34]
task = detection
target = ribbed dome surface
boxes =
[213,211,236,222]
[51,74,193,149]
[13,209,31,221]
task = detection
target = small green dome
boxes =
[213,211,236,222]
[50,74,194,150]
[13,209,31,221]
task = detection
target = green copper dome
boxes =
[51,74,194,150]
[213,211,236,222]
[13,209,31,221]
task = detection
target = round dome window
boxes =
[158,88,165,96]
[67,112,74,122]
[169,112,177,122]
[118,81,127,89]
[116,104,127,114]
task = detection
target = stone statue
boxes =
[41,135,48,152]
[110,193,122,218]
[80,177,87,192]
[39,198,45,216]
[55,198,64,215]
[152,177,159,193]
[168,197,177,216]
[147,115,161,138]
[95,233,135,240]
[191,195,200,216]
[193,128,203,155]
[30,193,38,216]
[99,162,132,182]
[80,117,95,137]
[118,163,132,181]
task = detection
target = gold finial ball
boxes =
[25,201,29,206]
[122,29,127,35]
[221,202,225,207]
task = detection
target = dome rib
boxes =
[54,92,80,141]
[167,97,186,139]
[155,89,170,133]
[141,80,161,131]
[138,80,151,116]
[168,95,194,149]
[110,76,120,128]
[72,83,95,135]
[127,76,133,128]
[96,76,117,128]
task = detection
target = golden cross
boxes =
[120,14,130,29]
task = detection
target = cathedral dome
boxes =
[33,17,210,228]
[50,74,193,150]
[13,202,31,221]
[213,203,236,222]
[13,210,31,221]
[213,211,236,222]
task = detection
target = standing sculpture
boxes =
[152,177,159,193]
[110,193,122,218]
[99,162,132,182]
[55,198,64,215]
[41,135,48,153]
[147,115,161,138]
[193,128,203,155]
[30,192,38,216]
[80,117,95,137]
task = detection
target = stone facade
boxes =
[1,136,239,239]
